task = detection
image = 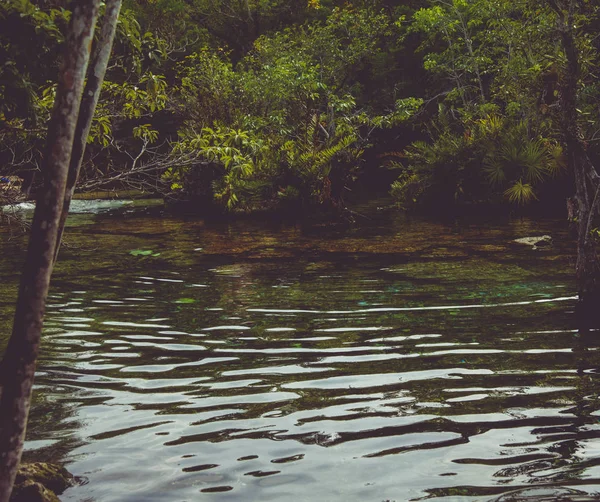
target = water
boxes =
[2,204,600,502]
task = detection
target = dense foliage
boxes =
[1,0,599,214]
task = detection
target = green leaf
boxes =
[130,249,154,256]
[175,298,196,304]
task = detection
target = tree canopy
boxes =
[1,0,599,216]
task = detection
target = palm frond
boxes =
[547,143,567,174]
[504,180,537,204]
[483,158,506,185]
[521,140,551,183]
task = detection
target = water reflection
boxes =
[3,209,600,501]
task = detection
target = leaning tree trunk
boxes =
[54,0,123,262]
[0,2,100,500]
[549,0,600,327]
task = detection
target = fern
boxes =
[297,134,356,173]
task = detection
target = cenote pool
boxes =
[1,203,600,502]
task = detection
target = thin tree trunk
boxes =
[54,0,123,262]
[455,10,486,102]
[549,0,600,326]
[0,2,100,500]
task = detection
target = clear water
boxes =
[2,205,600,502]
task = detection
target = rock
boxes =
[10,480,60,502]
[513,235,552,250]
[10,462,74,502]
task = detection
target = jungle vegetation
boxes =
[1,0,598,216]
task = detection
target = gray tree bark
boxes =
[0,1,100,500]
[54,0,124,262]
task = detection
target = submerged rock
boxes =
[513,235,552,250]
[10,462,73,502]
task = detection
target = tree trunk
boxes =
[0,2,100,500]
[54,0,123,262]
[549,0,600,327]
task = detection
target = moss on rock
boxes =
[10,462,73,502]
[10,480,60,502]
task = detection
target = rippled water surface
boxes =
[2,205,600,502]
